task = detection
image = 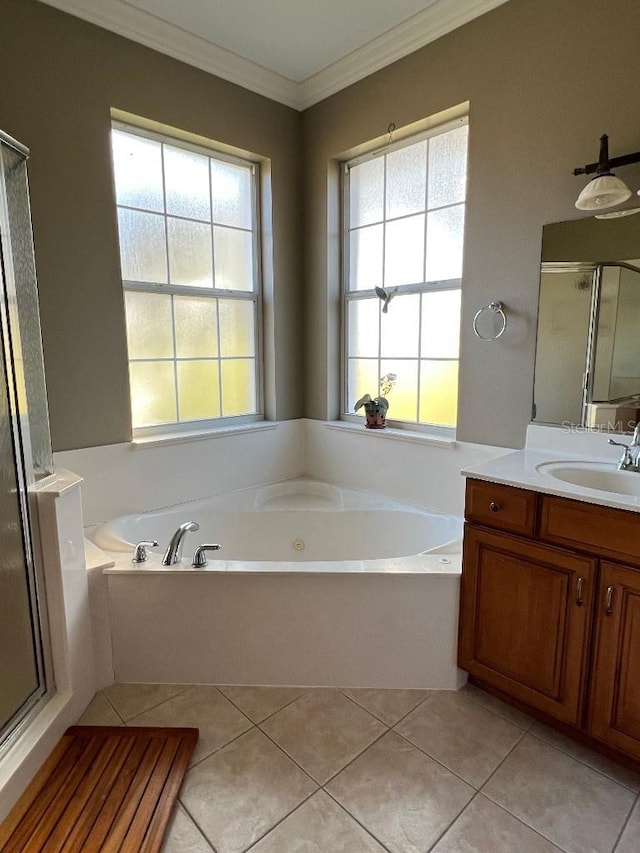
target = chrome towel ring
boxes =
[473,301,507,341]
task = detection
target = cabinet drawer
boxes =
[465,479,537,535]
[540,495,640,565]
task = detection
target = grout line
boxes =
[390,726,480,789]
[217,686,307,726]
[185,720,256,772]
[460,685,535,732]
[321,787,395,853]
[425,789,482,851]
[256,722,327,787]
[337,687,435,727]
[178,798,219,852]
[611,789,639,852]
[527,725,640,793]
[242,789,319,851]
[319,728,391,788]
[100,692,126,725]
[111,682,194,723]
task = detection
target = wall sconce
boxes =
[574,134,640,211]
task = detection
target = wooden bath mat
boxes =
[0,725,198,852]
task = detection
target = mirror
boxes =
[533,210,640,430]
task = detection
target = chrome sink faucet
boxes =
[608,424,640,472]
[162,521,200,565]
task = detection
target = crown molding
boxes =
[38,0,509,111]
[298,0,510,108]
[37,0,301,108]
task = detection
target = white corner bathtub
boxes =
[91,479,465,689]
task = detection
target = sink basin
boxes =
[536,461,640,497]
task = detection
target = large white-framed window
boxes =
[342,117,468,432]
[111,122,262,436]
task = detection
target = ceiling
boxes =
[39,0,510,109]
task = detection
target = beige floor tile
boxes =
[218,685,304,722]
[342,687,429,725]
[102,682,191,721]
[161,803,214,852]
[260,689,386,784]
[483,735,636,853]
[326,730,473,853]
[431,794,563,852]
[76,693,122,726]
[250,790,386,852]
[530,721,640,792]
[616,797,640,853]
[460,683,534,730]
[180,727,317,853]
[395,690,523,787]
[128,685,252,765]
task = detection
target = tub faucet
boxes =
[162,521,200,565]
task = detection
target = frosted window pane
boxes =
[425,206,464,282]
[177,360,220,421]
[174,296,218,358]
[112,130,164,212]
[221,359,256,415]
[117,209,167,283]
[214,227,253,291]
[164,146,211,221]
[428,126,468,209]
[381,294,420,358]
[349,224,383,291]
[349,158,384,228]
[168,218,213,287]
[347,359,379,411]
[129,361,176,427]
[421,290,461,358]
[380,359,418,422]
[419,360,459,426]
[386,142,427,219]
[384,214,425,287]
[211,161,252,228]
[348,299,379,357]
[218,299,255,357]
[125,291,173,360]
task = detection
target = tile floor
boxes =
[78,682,640,853]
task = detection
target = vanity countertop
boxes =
[462,448,640,514]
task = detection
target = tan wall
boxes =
[302,0,640,447]
[0,0,303,450]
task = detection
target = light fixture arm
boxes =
[574,134,640,176]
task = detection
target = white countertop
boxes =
[462,448,640,513]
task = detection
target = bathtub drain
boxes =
[292,539,305,551]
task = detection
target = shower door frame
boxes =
[0,130,53,755]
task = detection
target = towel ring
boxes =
[473,301,507,341]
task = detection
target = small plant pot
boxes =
[364,404,387,429]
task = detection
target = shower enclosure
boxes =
[0,130,53,753]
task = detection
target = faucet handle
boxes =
[132,540,159,563]
[192,544,221,568]
[608,438,633,469]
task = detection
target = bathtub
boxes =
[91,479,465,689]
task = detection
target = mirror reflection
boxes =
[533,211,640,430]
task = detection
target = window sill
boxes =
[131,421,279,449]
[324,420,457,448]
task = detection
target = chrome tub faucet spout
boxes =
[162,521,200,565]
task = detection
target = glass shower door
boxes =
[0,132,49,749]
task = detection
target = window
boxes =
[343,118,468,431]
[111,124,261,434]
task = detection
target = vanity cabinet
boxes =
[459,478,640,763]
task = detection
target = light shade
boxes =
[575,173,632,210]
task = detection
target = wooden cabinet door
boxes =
[588,562,640,758]
[459,525,596,725]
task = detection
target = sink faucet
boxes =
[162,521,200,565]
[608,424,640,472]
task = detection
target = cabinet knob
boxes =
[489,501,501,512]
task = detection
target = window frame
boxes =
[111,120,264,439]
[340,115,468,436]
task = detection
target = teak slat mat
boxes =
[0,726,198,853]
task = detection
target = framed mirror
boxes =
[533,210,640,431]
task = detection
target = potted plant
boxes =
[354,373,397,429]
